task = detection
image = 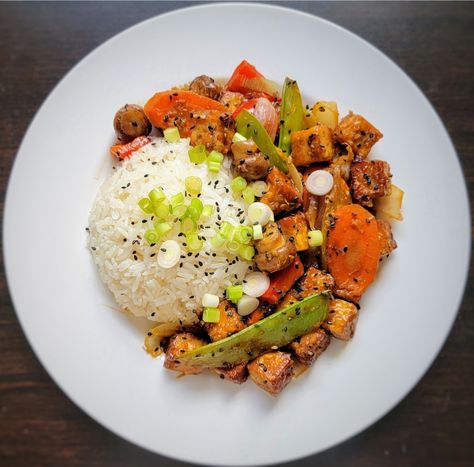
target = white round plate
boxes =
[4,3,470,466]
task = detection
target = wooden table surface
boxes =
[0,2,472,466]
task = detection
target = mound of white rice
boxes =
[88,137,251,325]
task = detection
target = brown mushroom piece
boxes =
[113,104,152,143]
[254,221,297,273]
[189,75,222,100]
[231,140,271,181]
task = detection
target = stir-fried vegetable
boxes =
[226,60,279,98]
[278,78,304,155]
[176,293,329,368]
[243,272,270,298]
[144,90,226,135]
[374,184,404,221]
[235,110,288,173]
[163,127,180,143]
[326,204,381,302]
[259,256,304,304]
[110,136,150,160]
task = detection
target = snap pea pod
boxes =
[177,293,329,368]
[235,110,288,173]
[278,77,304,155]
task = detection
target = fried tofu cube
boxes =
[289,328,330,365]
[276,289,300,311]
[219,90,244,114]
[278,212,309,251]
[350,160,392,207]
[189,110,235,155]
[336,112,383,158]
[246,307,266,326]
[323,299,359,340]
[291,125,335,167]
[248,351,294,395]
[299,267,335,298]
[377,219,397,258]
[215,363,248,384]
[164,332,207,375]
[261,167,302,215]
[206,299,246,342]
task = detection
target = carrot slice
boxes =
[326,204,381,302]
[144,90,226,135]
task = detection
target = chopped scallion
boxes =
[154,221,172,237]
[308,230,323,248]
[163,127,180,143]
[188,144,207,164]
[207,160,221,173]
[170,192,185,207]
[186,233,203,252]
[207,150,224,163]
[202,307,220,323]
[219,221,234,239]
[144,229,160,245]
[148,188,165,204]
[239,245,255,261]
[226,285,243,304]
[172,204,188,220]
[230,176,247,193]
[227,240,241,253]
[188,198,204,220]
[234,226,253,244]
[201,204,214,220]
[180,217,196,235]
[153,202,170,219]
[185,176,202,195]
[242,186,255,204]
[252,224,263,240]
[210,233,226,249]
[138,197,153,214]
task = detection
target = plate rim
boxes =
[3,2,471,465]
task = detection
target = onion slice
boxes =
[237,295,260,316]
[305,170,334,196]
[243,272,270,298]
[247,202,273,226]
[157,240,180,268]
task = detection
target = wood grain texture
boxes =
[0,2,472,466]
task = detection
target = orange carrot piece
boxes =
[246,308,266,326]
[144,90,227,135]
[326,204,381,302]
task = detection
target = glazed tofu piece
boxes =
[336,112,383,158]
[289,328,330,366]
[260,167,302,215]
[164,332,207,375]
[299,266,335,298]
[278,212,309,252]
[215,363,248,384]
[323,299,359,340]
[291,124,335,167]
[248,351,294,395]
[350,160,392,207]
[276,289,300,311]
[189,110,235,154]
[219,90,245,114]
[206,300,246,342]
[377,219,397,258]
[246,307,266,325]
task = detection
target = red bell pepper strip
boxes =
[226,60,278,99]
[110,136,150,160]
[260,256,304,304]
[231,98,259,119]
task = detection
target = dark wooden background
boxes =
[0,2,472,466]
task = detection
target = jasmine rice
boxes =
[88,137,250,324]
